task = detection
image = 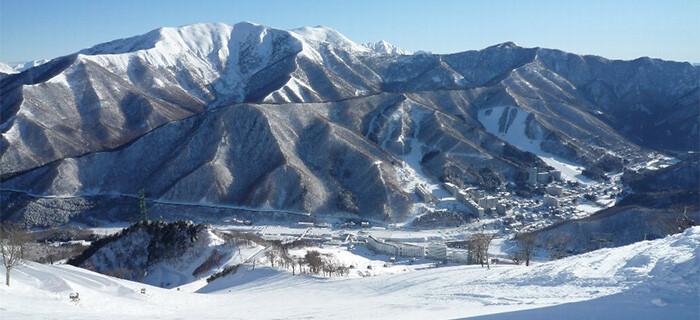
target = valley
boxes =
[0,19,698,320]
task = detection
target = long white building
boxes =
[367,236,424,257]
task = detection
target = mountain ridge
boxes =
[1,22,697,226]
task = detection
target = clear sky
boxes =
[1,0,698,63]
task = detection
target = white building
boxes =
[546,185,563,196]
[426,243,447,260]
[543,195,559,207]
[367,236,425,258]
[443,182,460,197]
[496,202,510,215]
[529,167,562,186]
[415,184,437,204]
[448,249,470,263]
[457,191,484,217]
[478,196,498,209]
[551,171,562,181]
[367,236,398,255]
[537,172,551,184]
[527,167,538,185]
[398,243,425,257]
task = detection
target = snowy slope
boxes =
[1,227,697,319]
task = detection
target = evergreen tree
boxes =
[139,188,149,222]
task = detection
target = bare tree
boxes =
[1,223,32,286]
[545,233,571,260]
[297,257,306,275]
[468,232,496,269]
[508,250,524,265]
[304,250,324,275]
[280,250,296,275]
[513,232,537,266]
[264,249,278,268]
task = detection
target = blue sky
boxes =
[1,0,698,63]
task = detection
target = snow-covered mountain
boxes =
[0,59,50,74]
[0,62,19,75]
[1,22,698,226]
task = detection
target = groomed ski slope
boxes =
[477,106,593,184]
[1,227,698,320]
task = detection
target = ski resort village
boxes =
[1,146,697,319]
[1,2,699,318]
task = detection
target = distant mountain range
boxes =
[1,22,698,227]
[0,60,50,74]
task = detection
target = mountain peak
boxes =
[79,22,268,57]
[70,22,401,64]
[290,25,369,53]
[0,61,18,74]
[363,40,410,55]
[491,41,519,49]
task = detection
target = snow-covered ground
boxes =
[284,245,436,278]
[2,227,698,319]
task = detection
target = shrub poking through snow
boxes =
[206,264,241,283]
[193,249,226,277]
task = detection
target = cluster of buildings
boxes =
[443,182,483,217]
[338,221,371,229]
[527,167,562,186]
[443,182,512,217]
[412,166,567,218]
[543,184,564,207]
[527,167,564,207]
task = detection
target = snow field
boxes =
[1,227,697,319]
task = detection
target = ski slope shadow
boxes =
[452,282,699,320]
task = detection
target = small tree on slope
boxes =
[0,223,32,286]
[514,232,537,266]
[468,232,496,269]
